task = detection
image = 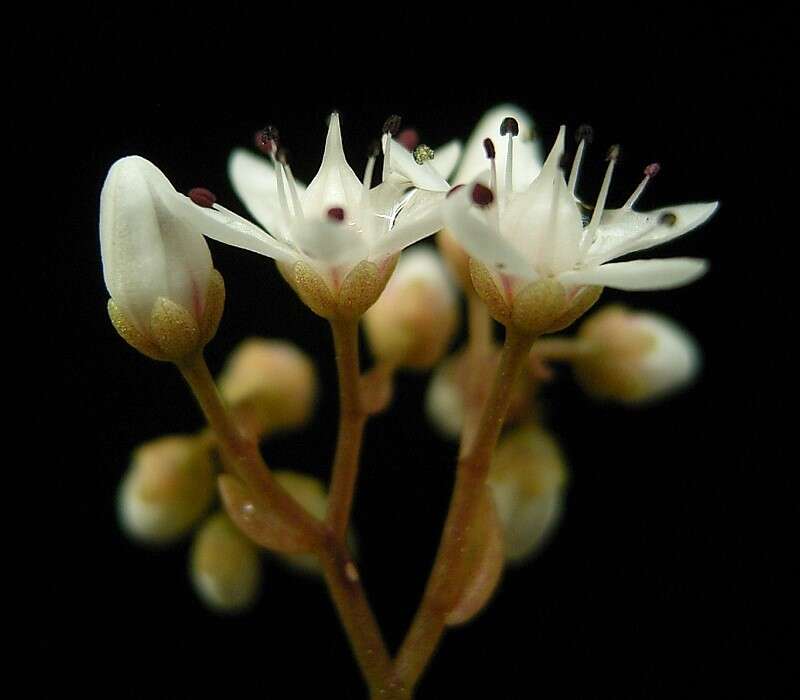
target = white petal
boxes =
[384,138,451,192]
[368,190,444,260]
[453,104,543,190]
[290,218,369,267]
[180,199,298,264]
[442,183,537,280]
[430,140,462,179]
[100,156,212,329]
[558,258,708,291]
[302,113,363,218]
[585,201,719,265]
[228,148,301,239]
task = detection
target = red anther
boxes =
[397,128,420,151]
[188,188,217,208]
[483,138,496,159]
[500,117,520,137]
[471,183,494,207]
[644,162,661,178]
[327,207,346,222]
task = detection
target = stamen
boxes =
[361,141,379,204]
[188,187,217,208]
[471,183,494,208]
[500,117,519,195]
[397,128,419,151]
[624,162,661,209]
[255,125,279,155]
[568,125,593,196]
[484,138,497,192]
[278,149,304,221]
[580,145,620,255]
[327,207,346,222]
[381,116,402,183]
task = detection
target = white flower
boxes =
[224,113,450,290]
[100,155,214,333]
[443,120,718,297]
[574,305,701,403]
[100,156,226,359]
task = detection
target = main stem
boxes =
[326,319,368,542]
[177,352,403,698]
[393,328,535,690]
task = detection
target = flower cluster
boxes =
[100,105,715,693]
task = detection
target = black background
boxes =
[23,8,786,698]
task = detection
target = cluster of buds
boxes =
[101,104,714,622]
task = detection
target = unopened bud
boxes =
[573,305,700,403]
[272,471,358,575]
[426,349,536,439]
[217,338,318,436]
[117,435,215,545]
[190,512,262,614]
[488,424,567,564]
[364,247,459,369]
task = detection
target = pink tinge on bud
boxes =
[327,207,346,222]
[188,188,217,208]
[397,128,420,151]
[447,184,465,198]
[644,162,661,178]
[471,183,494,207]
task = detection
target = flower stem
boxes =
[177,352,402,696]
[393,327,536,691]
[326,319,368,543]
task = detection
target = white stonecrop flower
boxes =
[574,305,701,403]
[100,156,226,360]
[443,120,718,333]
[224,113,450,303]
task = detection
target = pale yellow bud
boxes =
[364,247,460,369]
[426,350,536,440]
[436,228,473,291]
[217,338,317,436]
[117,435,215,545]
[272,471,357,575]
[574,305,700,404]
[488,425,567,564]
[190,512,262,614]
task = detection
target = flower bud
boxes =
[488,425,567,564]
[272,471,357,575]
[117,435,215,545]
[573,305,700,403]
[100,156,225,362]
[426,350,536,439]
[363,246,459,369]
[190,512,262,614]
[217,338,318,436]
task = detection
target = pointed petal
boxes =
[368,190,444,260]
[558,258,708,291]
[180,199,299,263]
[454,104,543,189]
[228,148,300,239]
[442,182,537,280]
[584,201,719,265]
[384,138,451,192]
[430,140,462,179]
[302,112,363,218]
